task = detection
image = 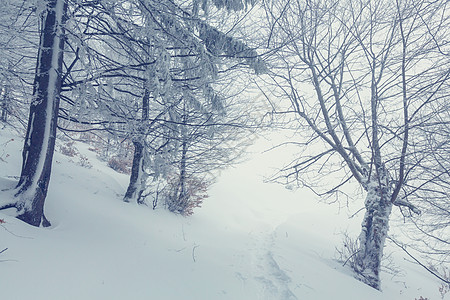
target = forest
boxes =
[0,0,449,295]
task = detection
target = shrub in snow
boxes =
[78,155,92,169]
[163,174,209,216]
[336,233,361,272]
[59,141,79,157]
[108,156,131,174]
[437,267,450,299]
[0,138,13,162]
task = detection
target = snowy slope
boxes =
[0,128,446,300]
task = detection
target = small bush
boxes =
[336,233,361,270]
[440,283,450,299]
[59,141,78,157]
[77,154,92,168]
[0,138,13,163]
[436,266,450,299]
[108,156,131,174]
[164,175,209,216]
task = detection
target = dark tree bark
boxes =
[1,86,8,122]
[123,140,146,203]
[167,102,190,214]
[12,0,67,227]
[123,86,150,204]
[174,135,188,211]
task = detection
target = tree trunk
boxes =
[355,178,393,290]
[123,85,150,204]
[123,140,147,203]
[177,137,188,206]
[1,86,8,122]
[13,0,67,227]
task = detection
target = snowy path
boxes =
[228,227,298,300]
[246,229,297,300]
[201,146,305,299]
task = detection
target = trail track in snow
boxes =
[239,227,298,300]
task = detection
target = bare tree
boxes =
[261,0,449,289]
[54,0,265,208]
[0,0,68,227]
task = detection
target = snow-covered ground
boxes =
[0,127,446,300]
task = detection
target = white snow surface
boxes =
[0,128,446,300]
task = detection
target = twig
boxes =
[342,250,360,267]
[0,248,7,255]
[182,224,186,241]
[0,259,19,263]
[192,245,199,262]
[389,237,450,284]
[349,207,365,219]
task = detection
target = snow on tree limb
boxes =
[392,198,421,215]
[194,0,257,13]
[197,20,268,74]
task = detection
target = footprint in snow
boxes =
[244,230,298,300]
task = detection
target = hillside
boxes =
[0,128,446,300]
